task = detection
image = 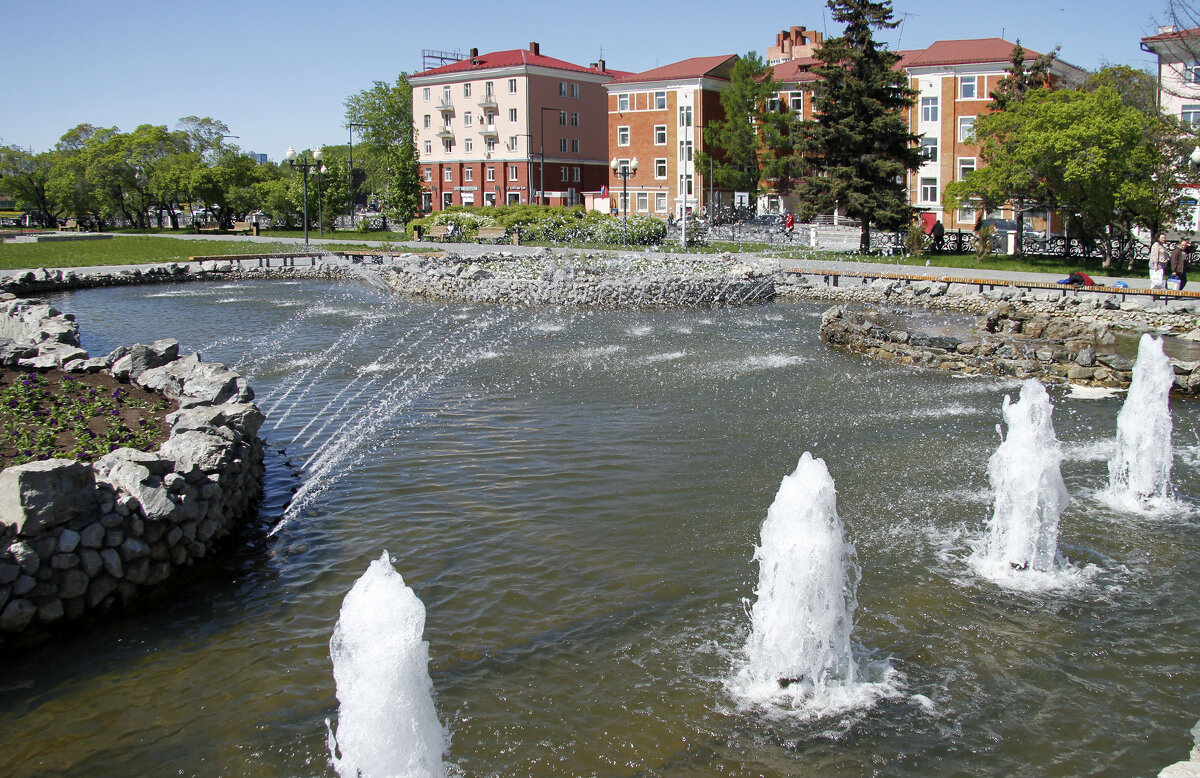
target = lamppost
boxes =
[610,156,638,244]
[285,146,323,246]
[316,163,327,236]
[539,106,562,205]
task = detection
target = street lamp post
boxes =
[539,107,562,205]
[316,163,327,236]
[285,146,324,246]
[609,156,638,244]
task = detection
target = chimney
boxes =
[598,59,606,72]
[470,47,479,57]
[529,41,540,56]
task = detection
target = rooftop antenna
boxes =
[897,11,917,49]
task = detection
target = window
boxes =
[790,93,803,112]
[614,158,632,176]
[443,114,452,129]
[679,105,693,127]
[958,157,976,180]
[921,136,938,161]
[561,167,569,182]
[444,168,453,182]
[484,112,495,127]
[958,116,976,142]
[464,83,472,97]
[559,110,567,125]
[570,112,579,126]
[465,138,473,153]
[1186,61,1200,83]
[655,91,667,109]
[508,136,518,151]
[508,78,517,93]
[571,83,579,98]
[921,96,938,123]
[486,166,495,181]
[508,108,517,122]
[443,139,452,153]
[767,97,780,112]
[464,111,472,126]
[618,94,630,112]
[618,126,630,146]
[571,139,579,153]
[486,138,496,152]
[423,167,432,181]
[572,167,580,182]
[464,167,473,181]
[655,158,667,179]
[1183,104,1200,127]
[560,138,568,153]
[920,177,938,203]
[559,82,568,97]
[655,192,667,212]
[422,87,430,101]
[485,81,494,97]
[424,140,432,154]
[423,114,432,129]
[959,76,977,100]
[636,192,649,212]
[509,166,519,181]
[678,141,692,162]
[959,204,977,223]
[443,85,451,101]
[654,125,667,145]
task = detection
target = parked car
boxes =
[745,213,782,226]
[978,218,1044,241]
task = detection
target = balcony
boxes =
[478,124,499,138]
[437,98,454,113]
[436,127,454,140]
[478,94,498,110]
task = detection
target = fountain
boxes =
[972,380,1069,583]
[734,452,883,713]
[326,552,447,778]
[1106,333,1175,508]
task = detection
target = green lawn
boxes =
[0,236,361,270]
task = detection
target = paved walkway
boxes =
[0,231,1156,291]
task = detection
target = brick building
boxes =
[603,55,737,220]
[410,43,623,212]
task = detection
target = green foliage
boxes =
[0,371,170,467]
[988,40,1060,111]
[976,224,996,261]
[406,205,667,245]
[1083,65,1158,117]
[344,74,422,226]
[905,219,930,256]
[792,0,923,253]
[698,52,774,195]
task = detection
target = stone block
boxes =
[0,599,36,632]
[124,558,149,585]
[100,549,123,579]
[50,552,79,570]
[87,575,118,608]
[58,569,89,599]
[36,598,64,624]
[57,528,82,553]
[118,537,150,561]
[79,549,103,577]
[0,459,99,536]
[10,541,38,574]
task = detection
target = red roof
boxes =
[414,48,626,79]
[903,38,1043,68]
[609,55,737,85]
[1142,26,1200,46]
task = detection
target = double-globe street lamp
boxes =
[610,156,638,243]
[285,146,323,246]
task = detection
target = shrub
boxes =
[976,224,996,261]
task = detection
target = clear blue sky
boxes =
[0,0,1171,160]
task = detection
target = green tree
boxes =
[1082,65,1158,117]
[47,124,110,225]
[792,0,923,253]
[696,52,774,202]
[988,40,1060,111]
[344,74,421,225]
[0,146,61,227]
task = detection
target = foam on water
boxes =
[731,453,900,717]
[326,552,447,777]
[1102,334,1176,512]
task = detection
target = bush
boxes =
[406,205,667,246]
[976,224,996,261]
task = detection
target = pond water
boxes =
[1,278,1197,776]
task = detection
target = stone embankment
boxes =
[378,250,776,307]
[0,294,265,650]
[820,302,1200,393]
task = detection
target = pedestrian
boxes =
[931,219,945,252]
[1149,232,1167,289]
[1169,237,1191,290]
[784,212,795,236]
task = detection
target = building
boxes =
[766,25,824,65]
[409,42,622,212]
[1141,25,1200,232]
[603,55,737,220]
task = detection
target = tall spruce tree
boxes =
[793,0,922,253]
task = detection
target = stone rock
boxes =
[58,568,89,599]
[79,548,103,577]
[1075,348,1097,367]
[36,597,64,624]
[100,548,123,578]
[0,459,99,536]
[0,598,37,632]
[57,528,82,553]
[159,431,235,473]
[93,451,177,521]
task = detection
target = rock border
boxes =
[0,294,265,650]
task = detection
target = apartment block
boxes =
[604,55,737,219]
[1141,25,1200,232]
[410,43,621,212]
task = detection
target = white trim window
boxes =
[617,126,630,146]
[1186,61,1200,84]
[958,157,976,180]
[570,112,579,126]
[423,140,432,154]
[560,138,568,153]
[959,76,978,100]
[654,158,667,179]
[654,91,667,109]
[464,138,473,153]
[464,167,473,182]
[919,177,938,203]
[654,125,667,145]
[463,82,472,97]
[442,139,452,153]
[422,87,430,102]
[444,168,453,182]
[921,136,938,162]
[423,167,432,182]
[561,167,569,182]
[508,108,517,122]
[463,111,472,126]
[571,139,580,153]
[921,96,938,123]
[571,83,579,98]
[508,166,519,181]
[559,110,567,125]
[572,166,580,182]
[423,114,431,129]
[486,166,495,181]
[1183,104,1200,127]
[636,191,649,212]
[959,204,977,223]
[618,93,630,112]
[559,82,568,97]
[508,78,518,94]
[958,116,976,142]
[655,192,667,212]
[790,93,803,112]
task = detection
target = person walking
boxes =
[1170,237,1191,290]
[1149,232,1167,290]
[931,219,945,252]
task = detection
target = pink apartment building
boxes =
[410,43,623,212]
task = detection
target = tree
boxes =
[696,52,774,204]
[945,86,1196,267]
[0,146,61,227]
[1083,65,1158,117]
[988,40,1060,111]
[792,0,923,253]
[344,74,421,225]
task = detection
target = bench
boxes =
[424,225,451,241]
[232,221,253,235]
[59,219,78,231]
[475,226,509,243]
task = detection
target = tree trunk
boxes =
[859,214,871,254]
[1014,207,1025,257]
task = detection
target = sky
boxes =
[0,0,1178,161]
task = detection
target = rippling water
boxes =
[2,279,1197,776]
